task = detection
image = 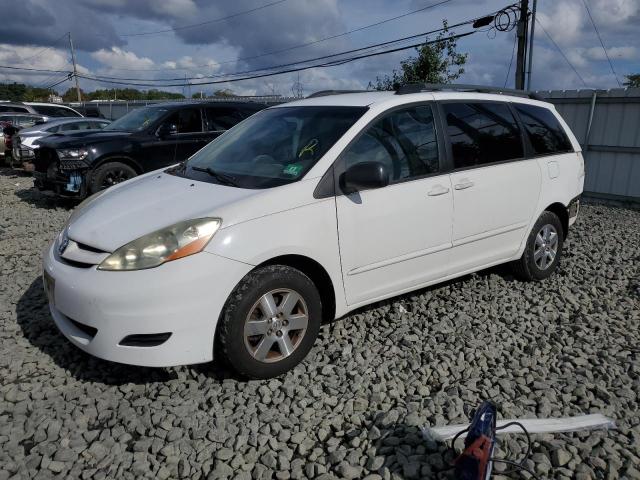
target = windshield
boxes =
[173,106,367,189]
[104,107,168,132]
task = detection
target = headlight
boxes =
[98,218,221,271]
[57,148,88,161]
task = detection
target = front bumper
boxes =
[43,242,252,367]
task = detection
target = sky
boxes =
[0,0,638,97]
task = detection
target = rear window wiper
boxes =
[191,166,239,187]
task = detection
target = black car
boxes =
[33,101,266,198]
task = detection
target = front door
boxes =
[441,101,542,273]
[335,104,453,305]
[148,107,208,168]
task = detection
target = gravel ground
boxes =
[0,167,639,480]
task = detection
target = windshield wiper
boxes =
[191,166,239,187]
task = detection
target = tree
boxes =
[62,87,85,102]
[623,74,640,88]
[370,21,468,91]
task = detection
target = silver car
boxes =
[12,118,110,166]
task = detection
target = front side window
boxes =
[443,102,523,169]
[342,105,439,182]
[514,104,573,155]
[104,107,169,132]
[164,108,203,133]
[204,107,245,131]
[31,105,81,117]
[174,106,367,189]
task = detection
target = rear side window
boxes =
[0,105,28,113]
[343,105,439,182]
[443,102,523,169]
[514,104,573,155]
[30,105,81,117]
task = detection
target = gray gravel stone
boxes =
[0,171,638,479]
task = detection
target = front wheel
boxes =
[512,211,564,281]
[216,265,322,379]
[90,161,137,194]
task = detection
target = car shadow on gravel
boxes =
[16,278,179,385]
[14,185,78,211]
[332,264,518,324]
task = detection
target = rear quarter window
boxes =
[514,104,573,155]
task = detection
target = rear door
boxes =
[335,103,453,305]
[441,101,542,273]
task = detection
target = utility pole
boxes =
[68,32,82,102]
[526,0,538,90]
[514,0,529,90]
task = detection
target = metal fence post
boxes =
[583,91,597,151]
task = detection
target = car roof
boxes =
[276,90,555,110]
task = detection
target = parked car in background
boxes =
[0,102,82,118]
[0,113,47,166]
[42,86,584,378]
[68,104,106,118]
[34,101,266,197]
[12,118,111,168]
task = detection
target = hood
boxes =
[38,130,132,149]
[67,172,257,252]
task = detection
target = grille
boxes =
[59,239,110,267]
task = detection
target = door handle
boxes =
[428,185,450,196]
[454,180,474,190]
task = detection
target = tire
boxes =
[512,210,564,281]
[89,161,137,194]
[217,265,322,379]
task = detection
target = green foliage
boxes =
[0,82,51,101]
[371,21,468,91]
[623,74,640,88]
[62,88,186,101]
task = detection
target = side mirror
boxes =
[157,123,178,138]
[340,161,390,193]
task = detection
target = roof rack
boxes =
[395,83,544,100]
[307,89,370,98]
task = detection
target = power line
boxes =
[580,0,621,87]
[504,30,517,87]
[535,18,588,87]
[119,0,289,37]
[78,31,477,88]
[19,33,70,63]
[80,5,502,84]
[88,17,474,83]
[98,0,454,72]
[0,64,70,74]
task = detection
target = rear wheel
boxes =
[512,211,564,281]
[217,265,322,379]
[90,161,137,193]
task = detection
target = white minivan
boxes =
[43,85,584,379]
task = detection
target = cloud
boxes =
[0,0,123,52]
[92,48,155,71]
[0,44,89,87]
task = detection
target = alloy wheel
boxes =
[534,224,558,270]
[244,289,309,363]
[102,169,133,188]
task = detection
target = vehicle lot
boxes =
[0,168,638,479]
